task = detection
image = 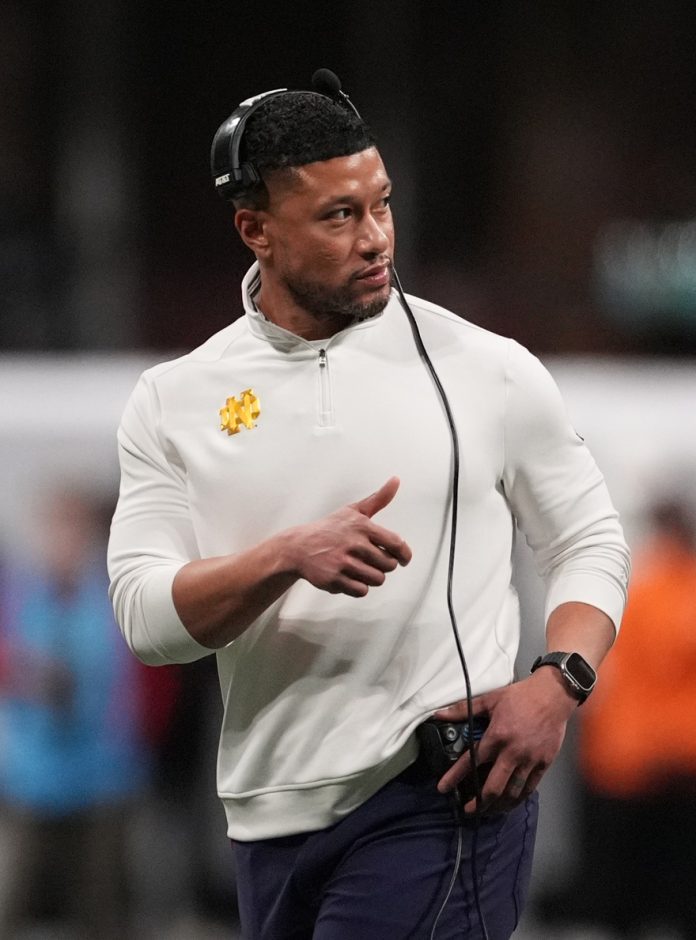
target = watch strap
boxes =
[531,652,568,671]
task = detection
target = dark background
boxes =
[3,0,696,355]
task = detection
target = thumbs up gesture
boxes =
[289,477,412,597]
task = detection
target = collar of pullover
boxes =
[241,262,389,353]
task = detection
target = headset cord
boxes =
[429,802,463,940]
[392,269,490,940]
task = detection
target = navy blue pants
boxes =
[233,756,538,939]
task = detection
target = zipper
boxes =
[317,348,335,427]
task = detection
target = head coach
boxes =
[108,70,630,939]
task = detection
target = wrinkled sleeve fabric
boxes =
[502,342,630,633]
[108,374,211,665]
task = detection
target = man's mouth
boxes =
[354,262,391,287]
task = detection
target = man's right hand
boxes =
[286,476,412,597]
[172,477,412,648]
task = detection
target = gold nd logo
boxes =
[219,389,260,435]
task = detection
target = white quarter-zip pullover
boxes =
[108,263,630,839]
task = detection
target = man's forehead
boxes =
[270,148,389,201]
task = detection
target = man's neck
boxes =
[255,286,349,341]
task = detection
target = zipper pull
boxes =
[319,348,327,367]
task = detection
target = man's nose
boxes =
[356,212,391,255]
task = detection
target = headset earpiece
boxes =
[211,88,288,202]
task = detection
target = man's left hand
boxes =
[433,669,579,815]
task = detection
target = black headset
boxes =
[210,69,361,203]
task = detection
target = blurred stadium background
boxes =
[1,2,695,937]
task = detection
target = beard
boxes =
[281,266,393,324]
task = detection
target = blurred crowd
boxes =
[537,497,696,939]
[0,488,236,938]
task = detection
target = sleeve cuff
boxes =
[545,572,628,636]
[133,565,213,665]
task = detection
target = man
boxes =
[108,80,630,938]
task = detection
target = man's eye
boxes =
[328,208,351,221]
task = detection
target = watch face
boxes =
[565,653,596,692]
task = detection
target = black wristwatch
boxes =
[530,651,596,704]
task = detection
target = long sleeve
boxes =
[108,374,211,665]
[501,342,631,632]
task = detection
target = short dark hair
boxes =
[235,92,376,209]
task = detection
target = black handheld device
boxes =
[417,716,490,778]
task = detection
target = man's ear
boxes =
[235,209,272,258]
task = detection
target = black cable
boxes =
[429,806,463,940]
[392,268,490,940]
